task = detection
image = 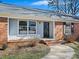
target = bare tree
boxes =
[48,0,59,11]
[48,0,79,15]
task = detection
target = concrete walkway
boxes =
[42,44,74,59]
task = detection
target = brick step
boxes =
[45,40,62,46]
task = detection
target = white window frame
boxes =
[53,21,55,39]
[64,22,72,35]
[28,21,36,34]
[18,19,37,36]
[19,21,27,35]
[7,17,9,40]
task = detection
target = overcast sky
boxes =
[2,0,49,10]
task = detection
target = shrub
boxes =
[15,38,47,49]
[1,44,50,59]
[39,40,47,45]
[64,35,77,43]
[16,39,39,48]
[76,36,79,42]
[2,44,8,50]
[0,43,7,50]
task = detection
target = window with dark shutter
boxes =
[64,22,72,35]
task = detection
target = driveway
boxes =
[42,44,74,59]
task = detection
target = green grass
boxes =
[68,42,79,59]
[0,44,50,59]
[1,52,46,59]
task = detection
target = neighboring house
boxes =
[0,3,79,47]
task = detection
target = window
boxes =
[64,22,74,35]
[19,21,36,35]
[19,21,27,34]
[71,23,74,33]
[29,21,36,34]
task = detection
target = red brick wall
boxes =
[55,22,79,41]
[55,22,64,41]
[0,17,7,44]
[74,23,79,37]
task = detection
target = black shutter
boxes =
[63,22,66,25]
[71,23,74,34]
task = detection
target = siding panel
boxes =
[9,19,17,36]
[37,21,43,38]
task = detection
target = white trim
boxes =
[43,22,44,38]
[27,21,29,36]
[42,22,54,40]
[17,19,19,36]
[53,21,55,40]
[40,38,55,40]
[64,23,65,34]
[18,19,28,36]
[42,22,43,38]
[36,21,37,37]
[7,17,9,40]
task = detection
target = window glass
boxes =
[29,21,36,26]
[71,23,74,33]
[19,21,36,35]
[19,21,27,26]
[19,21,27,34]
[64,22,71,35]
[29,21,36,34]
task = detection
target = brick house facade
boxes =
[0,3,79,47]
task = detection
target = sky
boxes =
[1,0,49,10]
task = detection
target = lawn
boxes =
[0,44,50,59]
[68,42,79,59]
